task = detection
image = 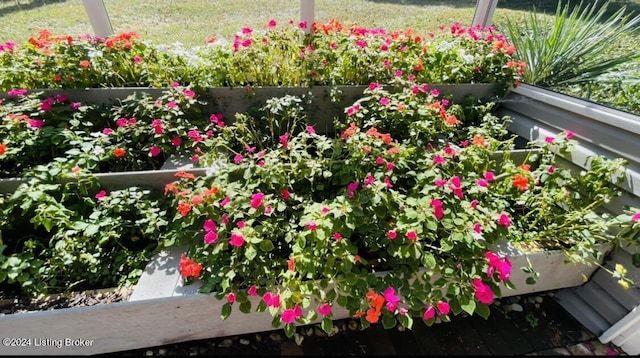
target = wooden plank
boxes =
[364,323,397,355]
[81,0,113,38]
[385,325,423,355]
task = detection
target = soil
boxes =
[0,286,132,315]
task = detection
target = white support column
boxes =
[472,0,499,27]
[300,0,315,34]
[82,0,114,38]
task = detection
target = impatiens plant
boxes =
[166,78,628,337]
[0,83,213,177]
[0,20,525,92]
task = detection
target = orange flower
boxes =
[175,171,196,180]
[179,255,202,279]
[341,122,359,140]
[512,174,530,191]
[113,148,126,158]
[177,200,192,217]
[444,114,461,126]
[164,183,179,196]
[0,144,6,155]
[204,186,220,197]
[472,135,486,147]
[519,164,531,172]
[365,307,381,323]
[287,257,296,271]
[79,60,90,68]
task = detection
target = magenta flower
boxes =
[472,278,494,304]
[306,221,317,231]
[281,189,291,200]
[204,231,218,244]
[262,292,281,308]
[203,219,217,232]
[29,119,44,128]
[364,174,375,187]
[433,155,446,165]
[279,132,289,149]
[149,146,161,157]
[102,128,114,135]
[7,88,27,97]
[220,196,231,208]
[423,306,436,320]
[227,292,236,304]
[483,171,496,182]
[171,137,182,147]
[379,97,391,106]
[406,230,418,241]
[473,222,482,234]
[435,179,447,187]
[631,212,640,221]
[565,130,575,139]
[306,125,316,134]
[376,157,385,165]
[476,179,488,188]
[250,192,265,209]
[229,233,245,247]
[498,212,511,227]
[387,162,395,172]
[383,287,400,312]
[431,199,444,220]
[248,285,258,296]
[545,136,555,144]
[318,303,332,316]
[470,200,479,209]
[95,190,107,200]
[281,304,303,324]
[437,301,451,315]
[333,232,342,241]
[388,230,397,240]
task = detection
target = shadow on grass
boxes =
[0,0,67,18]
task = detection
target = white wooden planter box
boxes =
[0,240,611,356]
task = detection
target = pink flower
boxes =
[7,88,27,97]
[95,190,107,200]
[387,162,395,172]
[133,55,143,64]
[102,128,114,135]
[376,157,385,165]
[318,303,332,316]
[220,196,231,208]
[333,232,342,241]
[149,146,161,157]
[473,222,482,234]
[306,221,317,231]
[171,137,182,147]
[433,155,446,165]
[431,199,444,220]
[237,221,246,229]
[183,89,195,98]
[472,278,494,305]
[423,306,436,320]
[470,200,479,209]
[388,230,397,240]
[435,179,447,187]
[545,136,555,144]
[203,219,217,232]
[483,171,495,182]
[227,292,236,304]
[250,192,265,209]
[306,125,316,134]
[347,182,360,192]
[498,212,511,227]
[437,301,450,315]
[281,304,303,324]
[229,233,245,247]
[632,213,640,221]
[281,189,291,200]
[383,287,400,312]
[476,179,488,188]
[565,130,575,139]
[279,132,289,149]
[248,285,258,296]
[262,292,281,308]
[364,175,375,187]
[204,231,218,244]
[379,97,391,106]
[29,119,44,128]
[406,230,418,241]
[548,165,556,174]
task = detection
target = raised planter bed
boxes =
[0,240,611,356]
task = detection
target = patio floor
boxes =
[98,290,626,356]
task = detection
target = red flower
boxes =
[179,255,202,280]
[113,148,126,158]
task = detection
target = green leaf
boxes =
[321,317,333,334]
[284,324,296,338]
[259,239,275,252]
[421,252,436,269]
[239,301,252,314]
[245,245,257,261]
[221,302,232,320]
[475,303,491,320]
[382,314,396,329]
[460,297,476,315]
